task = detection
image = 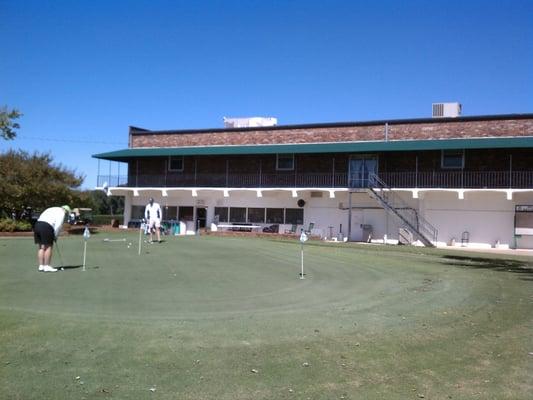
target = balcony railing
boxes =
[97,170,533,189]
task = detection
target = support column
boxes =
[123,192,133,226]
[347,191,352,241]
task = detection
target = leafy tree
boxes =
[0,150,84,216]
[0,106,22,140]
[89,190,124,215]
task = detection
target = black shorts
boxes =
[33,221,55,246]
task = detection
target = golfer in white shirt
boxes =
[33,205,71,272]
[144,198,162,243]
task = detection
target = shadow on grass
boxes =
[67,227,99,235]
[440,255,533,281]
[59,265,84,270]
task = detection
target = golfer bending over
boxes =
[144,198,162,243]
[33,205,71,272]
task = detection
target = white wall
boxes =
[125,189,533,249]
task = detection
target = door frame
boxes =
[348,154,379,188]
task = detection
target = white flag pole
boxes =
[300,242,304,279]
[138,222,143,255]
[82,241,87,271]
[82,225,90,271]
[299,229,308,279]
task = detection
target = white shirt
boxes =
[38,207,67,238]
[144,202,162,221]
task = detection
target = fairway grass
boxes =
[1,233,532,399]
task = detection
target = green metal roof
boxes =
[93,137,533,161]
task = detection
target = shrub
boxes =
[0,219,32,232]
[91,215,124,226]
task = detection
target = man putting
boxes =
[33,205,71,272]
[144,197,162,243]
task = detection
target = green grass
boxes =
[1,233,532,399]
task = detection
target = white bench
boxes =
[212,224,262,232]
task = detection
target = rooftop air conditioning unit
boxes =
[223,117,278,128]
[432,102,462,118]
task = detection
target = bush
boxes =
[91,215,124,226]
[0,219,32,232]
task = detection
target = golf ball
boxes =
[61,267,64,271]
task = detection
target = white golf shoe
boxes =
[42,265,57,272]
[38,265,45,271]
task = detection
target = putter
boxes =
[55,241,64,269]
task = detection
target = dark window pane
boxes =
[441,150,464,169]
[285,208,304,224]
[248,208,265,223]
[214,207,228,223]
[229,207,246,223]
[163,206,177,220]
[178,206,194,221]
[266,208,284,223]
[276,154,294,170]
[169,156,184,171]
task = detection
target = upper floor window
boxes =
[441,150,464,169]
[276,154,294,170]
[168,156,184,172]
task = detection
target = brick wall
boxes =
[130,118,533,148]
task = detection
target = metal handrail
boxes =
[368,174,438,244]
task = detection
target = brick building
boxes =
[94,113,533,249]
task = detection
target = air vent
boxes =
[432,102,462,118]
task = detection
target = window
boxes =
[266,208,284,223]
[247,208,265,223]
[285,208,304,225]
[441,150,464,169]
[276,154,294,170]
[178,206,194,221]
[169,156,184,171]
[229,207,246,223]
[214,207,228,223]
[163,206,177,220]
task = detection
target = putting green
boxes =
[1,233,532,399]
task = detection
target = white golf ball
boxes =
[61,267,64,271]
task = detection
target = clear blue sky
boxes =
[1,0,532,189]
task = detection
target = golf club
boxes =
[55,240,64,269]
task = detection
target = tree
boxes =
[88,190,124,215]
[0,150,84,216]
[0,106,22,140]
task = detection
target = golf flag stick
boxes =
[138,221,143,255]
[299,229,308,279]
[83,225,91,271]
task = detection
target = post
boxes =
[332,157,335,187]
[347,191,352,241]
[259,159,262,187]
[97,159,101,186]
[194,158,198,186]
[136,159,139,187]
[415,155,418,188]
[226,159,229,187]
[509,154,513,188]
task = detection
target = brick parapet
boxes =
[130,118,533,148]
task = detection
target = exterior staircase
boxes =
[366,174,438,247]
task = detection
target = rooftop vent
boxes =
[223,117,278,128]
[432,102,462,118]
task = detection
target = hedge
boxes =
[0,219,33,232]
